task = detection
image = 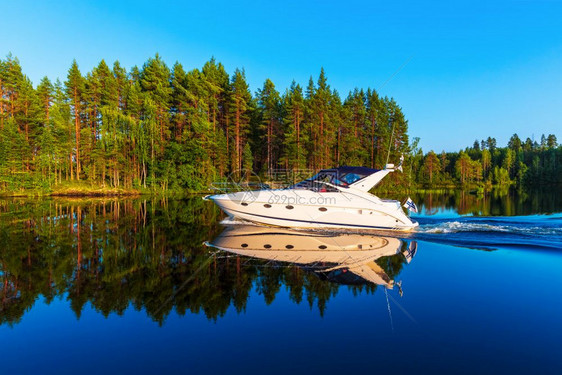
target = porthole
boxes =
[285,245,294,249]
[241,243,248,248]
[264,244,272,249]
[241,202,248,206]
[264,204,272,208]
[286,205,294,210]
[319,207,327,212]
[318,245,327,249]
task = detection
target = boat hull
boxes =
[207,189,418,231]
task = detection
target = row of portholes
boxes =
[250,203,327,212]
[240,202,329,212]
[240,243,329,250]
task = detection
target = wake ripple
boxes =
[413,215,562,251]
[419,221,562,236]
[218,214,562,251]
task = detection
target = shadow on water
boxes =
[0,197,414,326]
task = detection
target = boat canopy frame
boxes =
[292,166,379,192]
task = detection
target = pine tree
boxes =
[508,134,522,152]
[455,152,472,184]
[386,99,409,165]
[170,62,189,141]
[423,151,441,184]
[37,115,56,184]
[127,82,147,187]
[141,54,171,145]
[243,142,253,178]
[312,68,332,169]
[304,76,315,169]
[282,81,306,171]
[547,134,557,149]
[502,148,514,177]
[341,88,366,165]
[0,118,27,185]
[229,69,252,174]
[256,79,281,173]
[366,89,381,168]
[481,149,491,180]
[65,60,84,180]
[4,54,24,120]
[15,76,40,168]
[202,58,230,178]
[113,61,128,110]
[0,58,6,129]
[202,58,229,131]
[36,77,55,182]
[36,77,54,123]
[50,79,72,183]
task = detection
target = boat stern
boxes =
[385,199,419,231]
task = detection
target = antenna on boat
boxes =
[385,114,396,167]
[397,154,404,172]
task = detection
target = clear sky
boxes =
[1,0,561,152]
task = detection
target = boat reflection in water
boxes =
[206,225,417,290]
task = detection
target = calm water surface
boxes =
[1,190,561,374]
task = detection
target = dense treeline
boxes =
[414,188,562,216]
[0,54,410,193]
[413,134,561,189]
[0,198,407,325]
[2,53,559,194]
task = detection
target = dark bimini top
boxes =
[293,166,379,192]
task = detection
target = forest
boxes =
[414,134,561,190]
[0,53,560,195]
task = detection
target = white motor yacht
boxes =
[205,163,418,231]
[205,225,417,288]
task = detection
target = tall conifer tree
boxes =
[65,60,84,180]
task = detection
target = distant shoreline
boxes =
[1,184,558,199]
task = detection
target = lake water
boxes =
[1,190,561,374]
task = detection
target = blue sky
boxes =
[1,0,561,152]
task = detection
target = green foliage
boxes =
[422,151,441,184]
[2,54,557,195]
[281,81,307,170]
[418,133,561,190]
[1,54,415,194]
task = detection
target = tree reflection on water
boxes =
[412,188,562,216]
[0,198,411,326]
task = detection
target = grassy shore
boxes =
[0,181,222,198]
[0,180,512,199]
[0,181,143,198]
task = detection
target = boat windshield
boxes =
[292,167,376,192]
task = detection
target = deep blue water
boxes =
[0,197,561,374]
[413,212,562,250]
